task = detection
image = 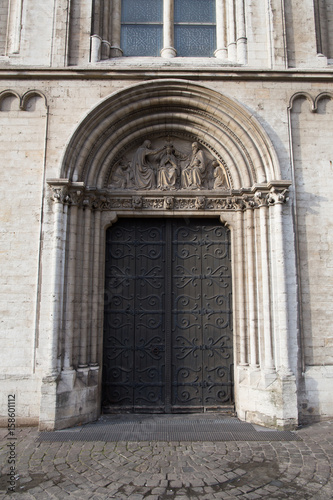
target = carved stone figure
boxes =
[195,196,206,209]
[107,138,222,191]
[164,196,174,209]
[181,142,206,190]
[157,145,179,190]
[132,140,163,189]
[109,160,133,189]
[213,160,228,189]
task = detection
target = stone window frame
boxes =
[91,0,247,64]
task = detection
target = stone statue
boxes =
[108,139,218,191]
[132,140,163,190]
[213,160,228,189]
[109,159,133,189]
[181,142,206,189]
[156,144,179,190]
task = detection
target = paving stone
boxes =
[151,487,167,494]
[0,420,332,499]
[169,479,183,488]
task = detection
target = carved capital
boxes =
[50,186,64,203]
[70,190,84,206]
[254,191,269,208]
[267,188,289,205]
[47,180,85,206]
[233,197,247,211]
[266,180,292,205]
[243,195,258,210]
[82,196,95,210]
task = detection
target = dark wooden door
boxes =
[102,218,233,413]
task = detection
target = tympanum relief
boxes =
[108,139,229,191]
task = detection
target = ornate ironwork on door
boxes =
[103,218,233,413]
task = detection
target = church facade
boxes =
[0,0,332,430]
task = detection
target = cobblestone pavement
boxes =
[0,419,332,499]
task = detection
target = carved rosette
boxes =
[48,180,292,213]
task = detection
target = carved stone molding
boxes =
[47,179,292,213]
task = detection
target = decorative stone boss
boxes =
[108,140,229,191]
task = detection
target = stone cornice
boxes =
[47,179,291,212]
[0,67,333,82]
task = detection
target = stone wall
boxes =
[0,0,332,429]
[0,91,47,425]
[290,94,333,422]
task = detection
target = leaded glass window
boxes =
[121,0,163,56]
[174,0,215,23]
[174,0,216,57]
[120,0,217,58]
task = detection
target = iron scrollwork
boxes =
[103,218,233,411]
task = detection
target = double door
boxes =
[102,218,233,412]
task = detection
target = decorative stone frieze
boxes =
[47,179,291,212]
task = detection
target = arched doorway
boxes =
[102,217,233,413]
[41,79,298,431]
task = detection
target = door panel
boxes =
[103,218,233,413]
[171,221,233,409]
[172,222,202,407]
[134,224,165,409]
[103,223,136,408]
